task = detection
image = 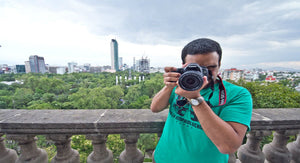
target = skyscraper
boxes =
[110,39,119,71]
[137,57,150,73]
[28,55,46,73]
[119,57,123,70]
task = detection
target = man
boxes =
[151,38,252,163]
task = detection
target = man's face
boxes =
[184,52,220,83]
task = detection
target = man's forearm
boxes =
[150,86,173,112]
[192,101,247,154]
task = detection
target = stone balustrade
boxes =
[0,108,299,163]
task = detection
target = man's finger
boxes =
[164,67,177,72]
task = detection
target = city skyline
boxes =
[0,0,300,70]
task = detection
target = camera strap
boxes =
[206,75,227,107]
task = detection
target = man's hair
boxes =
[181,38,222,64]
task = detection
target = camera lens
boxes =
[178,72,203,91]
[186,78,195,85]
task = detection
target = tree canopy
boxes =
[0,72,299,109]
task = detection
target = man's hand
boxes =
[163,67,180,89]
[150,66,180,113]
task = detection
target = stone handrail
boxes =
[0,108,299,163]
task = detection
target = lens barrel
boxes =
[178,71,203,91]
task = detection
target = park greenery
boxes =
[0,72,299,162]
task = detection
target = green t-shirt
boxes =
[154,80,252,163]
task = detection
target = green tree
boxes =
[88,87,111,109]
[0,73,15,81]
[232,80,300,108]
[124,85,142,104]
[0,96,12,108]
[27,101,56,109]
[128,95,150,109]
[103,85,124,109]
[13,88,34,109]
[41,93,56,103]
[142,74,164,98]
[68,88,91,109]
[23,76,40,92]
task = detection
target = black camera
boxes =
[174,63,210,91]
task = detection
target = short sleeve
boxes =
[219,88,253,130]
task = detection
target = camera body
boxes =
[174,63,210,91]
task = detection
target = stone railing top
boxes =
[0,108,299,135]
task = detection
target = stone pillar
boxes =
[287,133,300,163]
[237,131,270,163]
[6,134,48,163]
[47,135,79,163]
[119,133,143,163]
[0,134,18,163]
[86,134,113,163]
[262,130,293,163]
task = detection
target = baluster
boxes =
[119,133,144,163]
[0,134,18,163]
[237,131,271,163]
[287,132,300,163]
[47,135,79,163]
[262,130,293,163]
[6,134,48,163]
[86,134,113,163]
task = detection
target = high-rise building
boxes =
[137,57,150,73]
[28,55,46,73]
[133,57,136,70]
[119,57,123,70]
[110,39,119,71]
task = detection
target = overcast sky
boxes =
[0,0,300,70]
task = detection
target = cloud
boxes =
[0,0,299,70]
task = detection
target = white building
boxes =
[57,67,67,74]
[221,68,244,82]
[68,62,77,73]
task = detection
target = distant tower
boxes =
[119,57,123,70]
[133,57,136,71]
[29,55,46,73]
[110,39,119,71]
[138,57,150,73]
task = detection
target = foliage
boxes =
[230,80,300,108]
[138,134,158,154]
[44,146,57,163]
[71,135,93,163]
[106,134,125,162]
[1,72,163,109]
[0,73,16,81]
[13,88,34,109]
